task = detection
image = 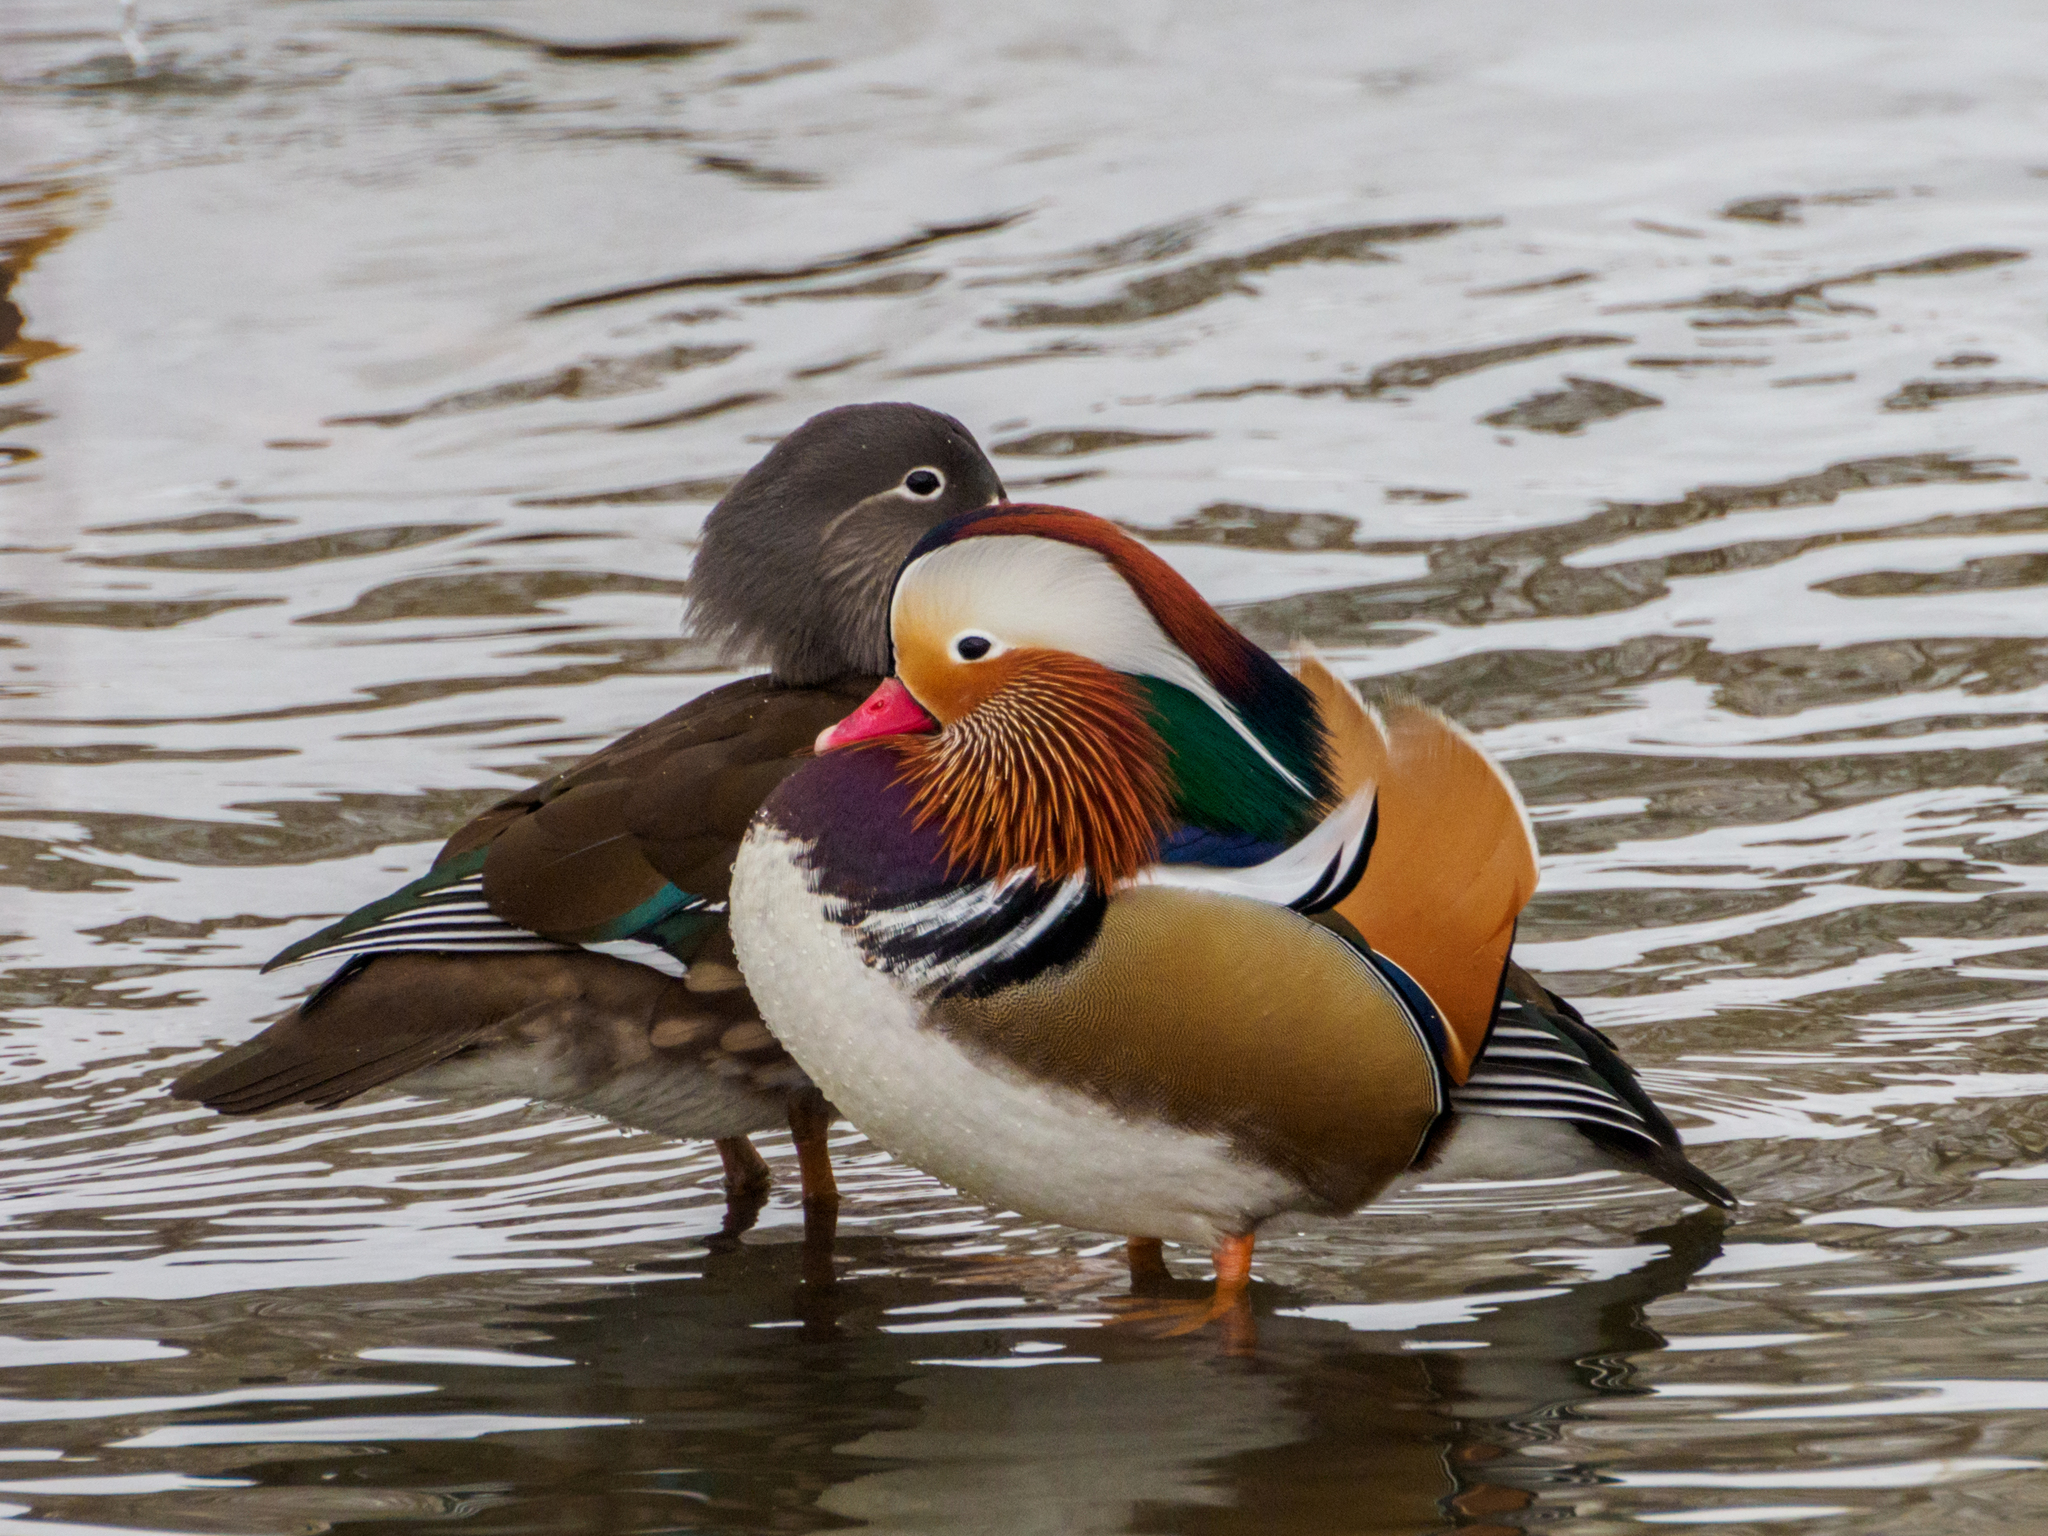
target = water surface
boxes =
[4,2,2048,1531]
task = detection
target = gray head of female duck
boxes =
[689,402,1007,685]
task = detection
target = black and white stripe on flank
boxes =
[272,875,570,969]
[1452,1003,1661,1149]
[846,868,1103,1000]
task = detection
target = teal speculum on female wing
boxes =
[732,504,1732,1340]
[171,402,1007,1230]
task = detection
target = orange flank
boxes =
[1297,655,1539,1082]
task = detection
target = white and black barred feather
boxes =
[841,870,1104,1000]
[269,874,570,967]
[1134,787,1376,914]
[848,792,1379,1002]
[1455,993,1735,1208]
[265,873,718,980]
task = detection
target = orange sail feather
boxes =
[1296,654,1538,1082]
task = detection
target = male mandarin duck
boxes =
[172,403,1007,1224]
[729,504,1732,1334]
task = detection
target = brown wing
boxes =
[454,675,876,939]
[175,676,874,1114]
[464,675,871,939]
[1298,655,1538,1083]
[440,675,835,858]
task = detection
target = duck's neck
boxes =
[1135,676,1324,844]
[766,744,956,907]
[767,655,1172,899]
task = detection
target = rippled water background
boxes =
[4,2,2048,1530]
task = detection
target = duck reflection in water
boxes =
[199,1212,1723,1536]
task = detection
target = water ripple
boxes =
[3,0,2046,1530]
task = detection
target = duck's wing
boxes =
[264,676,875,976]
[1296,655,1538,1082]
[1455,964,1736,1208]
[178,677,871,1116]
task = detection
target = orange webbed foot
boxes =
[1107,1234,1256,1354]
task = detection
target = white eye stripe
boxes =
[894,536,1310,796]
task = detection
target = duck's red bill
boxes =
[816,677,939,753]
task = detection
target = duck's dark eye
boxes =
[905,468,943,497]
[955,634,992,661]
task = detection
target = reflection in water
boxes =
[0,1213,1721,1535]
[4,0,2048,1530]
[1480,375,1662,435]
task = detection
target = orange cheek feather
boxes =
[895,631,1019,725]
[894,648,1172,888]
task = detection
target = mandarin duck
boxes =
[172,403,1007,1228]
[729,505,1732,1335]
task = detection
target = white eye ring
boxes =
[952,630,1001,662]
[903,467,945,497]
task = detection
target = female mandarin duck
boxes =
[172,403,1006,1228]
[730,505,1732,1334]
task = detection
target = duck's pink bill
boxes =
[816,677,939,753]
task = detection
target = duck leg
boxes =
[788,1088,839,1287]
[1110,1233,1257,1353]
[716,1135,771,1197]
[788,1088,839,1208]
[1126,1237,1173,1291]
[1158,1233,1256,1346]
[713,1136,772,1240]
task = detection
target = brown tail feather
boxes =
[172,1006,493,1115]
[1296,654,1538,1082]
[172,949,802,1124]
[171,951,673,1115]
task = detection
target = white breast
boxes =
[730,826,1299,1248]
